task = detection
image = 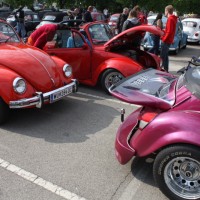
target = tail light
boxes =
[138,107,162,129]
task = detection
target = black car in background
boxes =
[6,8,40,36]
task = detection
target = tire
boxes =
[153,145,200,200]
[101,69,124,94]
[0,97,10,124]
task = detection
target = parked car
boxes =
[109,56,200,200]
[44,22,163,93]
[6,9,40,36]
[143,15,187,54]
[0,19,78,124]
[36,11,69,29]
[182,17,200,44]
[108,13,120,34]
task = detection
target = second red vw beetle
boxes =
[45,22,163,93]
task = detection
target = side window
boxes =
[67,32,84,48]
[55,30,72,48]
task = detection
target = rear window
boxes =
[182,21,197,28]
[43,15,56,21]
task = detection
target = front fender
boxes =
[130,110,200,157]
[0,65,35,104]
[93,57,143,84]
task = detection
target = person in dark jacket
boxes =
[148,13,163,55]
[116,7,129,34]
[160,5,177,72]
[122,9,141,48]
[15,5,26,38]
[84,6,93,22]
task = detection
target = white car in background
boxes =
[182,18,200,44]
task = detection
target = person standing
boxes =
[15,5,26,38]
[103,8,109,19]
[160,5,177,72]
[122,9,141,31]
[84,6,93,22]
[133,5,147,25]
[148,13,163,55]
[116,7,129,34]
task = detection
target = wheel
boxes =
[0,97,10,124]
[101,69,124,94]
[153,145,200,200]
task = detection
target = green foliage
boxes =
[4,0,200,14]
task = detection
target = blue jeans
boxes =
[160,42,170,72]
[148,35,160,55]
[16,22,26,38]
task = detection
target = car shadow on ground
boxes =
[0,93,120,144]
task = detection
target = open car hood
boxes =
[109,69,177,110]
[104,25,163,50]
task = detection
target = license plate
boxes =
[50,86,73,103]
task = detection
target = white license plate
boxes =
[50,86,73,103]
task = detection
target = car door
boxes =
[45,29,92,80]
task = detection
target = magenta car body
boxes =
[110,61,200,200]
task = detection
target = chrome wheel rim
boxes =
[104,72,124,90]
[164,157,200,199]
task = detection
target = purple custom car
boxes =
[110,57,200,200]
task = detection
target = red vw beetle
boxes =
[45,22,163,93]
[0,19,78,124]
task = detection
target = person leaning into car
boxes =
[160,5,177,72]
[27,24,68,50]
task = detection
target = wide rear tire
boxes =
[153,145,200,200]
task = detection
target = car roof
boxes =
[182,18,200,22]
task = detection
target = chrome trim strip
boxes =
[9,80,78,109]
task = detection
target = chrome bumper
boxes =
[9,79,78,109]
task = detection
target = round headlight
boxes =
[63,64,72,77]
[13,77,26,94]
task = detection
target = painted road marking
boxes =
[0,158,86,200]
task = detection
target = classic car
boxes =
[182,17,200,44]
[110,56,200,200]
[108,13,120,35]
[0,19,78,124]
[143,15,187,54]
[36,11,69,29]
[44,22,163,93]
[6,8,40,36]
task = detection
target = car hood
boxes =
[104,25,163,50]
[109,69,177,110]
[0,43,62,91]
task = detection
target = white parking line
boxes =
[0,158,87,200]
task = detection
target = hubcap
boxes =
[104,72,124,89]
[164,157,200,199]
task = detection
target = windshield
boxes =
[89,24,114,44]
[184,66,200,98]
[0,22,20,43]
[110,15,119,21]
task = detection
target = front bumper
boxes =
[115,108,142,164]
[9,79,78,109]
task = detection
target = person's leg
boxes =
[160,42,169,72]
[154,36,160,55]
[20,23,26,38]
[148,34,155,54]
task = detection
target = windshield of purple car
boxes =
[0,22,20,42]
